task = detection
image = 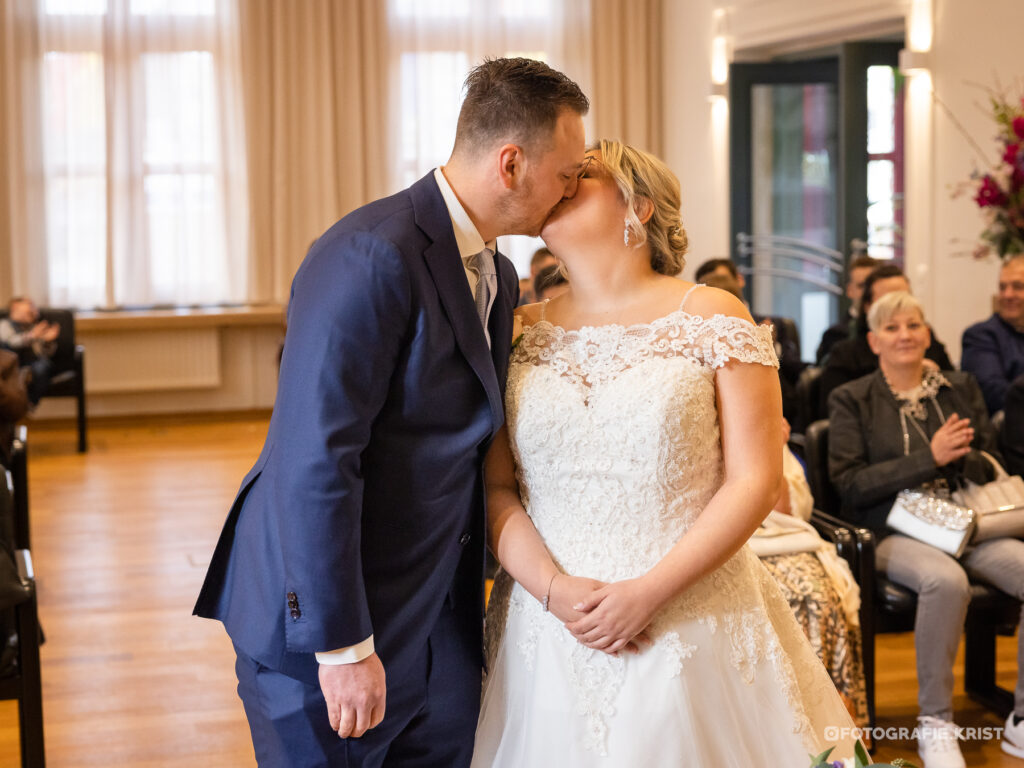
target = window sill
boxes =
[75,304,285,333]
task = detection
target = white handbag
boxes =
[886,488,976,558]
[954,452,1024,543]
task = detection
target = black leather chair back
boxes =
[803,419,841,516]
[795,366,823,433]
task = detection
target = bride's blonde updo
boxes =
[595,138,689,276]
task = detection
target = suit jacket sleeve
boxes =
[827,383,939,511]
[275,232,411,654]
[1003,376,1024,476]
[961,323,1007,414]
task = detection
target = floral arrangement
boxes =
[809,743,917,768]
[951,83,1024,260]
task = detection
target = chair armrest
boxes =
[73,344,84,362]
[15,549,34,585]
[809,509,856,572]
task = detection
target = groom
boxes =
[194,58,588,767]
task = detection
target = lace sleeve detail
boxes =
[691,314,779,370]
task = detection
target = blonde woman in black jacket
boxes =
[828,290,1024,768]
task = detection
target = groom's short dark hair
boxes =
[453,58,589,157]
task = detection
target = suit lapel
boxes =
[411,174,505,434]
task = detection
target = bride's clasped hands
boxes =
[545,573,657,655]
[564,576,659,654]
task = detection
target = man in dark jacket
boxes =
[961,255,1024,414]
[1003,374,1024,476]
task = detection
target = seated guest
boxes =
[1003,374,1024,476]
[0,350,29,467]
[700,269,743,300]
[695,256,746,290]
[0,297,60,404]
[828,290,1024,767]
[754,418,867,726]
[819,264,953,418]
[533,263,569,302]
[517,247,558,306]
[816,254,880,364]
[961,254,1024,414]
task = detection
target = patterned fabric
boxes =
[884,366,952,421]
[473,307,859,767]
[761,552,869,727]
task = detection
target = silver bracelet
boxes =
[541,572,558,612]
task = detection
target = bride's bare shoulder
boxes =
[681,283,755,323]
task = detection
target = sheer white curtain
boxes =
[2,0,248,309]
[385,0,593,272]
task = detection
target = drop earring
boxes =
[623,218,630,246]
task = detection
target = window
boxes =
[865,65,905,263]
[387,0,589,272]
[38,0,246,308]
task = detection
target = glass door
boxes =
[730,58,842,362]
[730,43,903,362]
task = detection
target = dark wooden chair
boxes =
[0,457,45,767]
[803,418,1018,728]
[10,426,29,550]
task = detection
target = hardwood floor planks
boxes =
[0,417,1020,766]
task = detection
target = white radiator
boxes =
[82,328,221,394]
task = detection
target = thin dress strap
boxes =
[678,283,704,312]
[540,298,550,320]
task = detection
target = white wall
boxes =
[32,324,281,421]
[662,0,728,280]
[662,0,1022,362]
[926,0,1018,362]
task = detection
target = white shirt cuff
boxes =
[315,635,375,665]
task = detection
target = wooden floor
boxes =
[0,416,1021,767]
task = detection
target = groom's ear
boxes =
[497,144,523,189]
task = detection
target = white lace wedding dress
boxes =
[471,290,859,767]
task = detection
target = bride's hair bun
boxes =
[595,139,688,276]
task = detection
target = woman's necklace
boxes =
[882,367,952,455]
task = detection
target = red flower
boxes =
[1014,115,1024,140]
[1004,142,1021,166]
[975,175,1008,208]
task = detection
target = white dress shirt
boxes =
[317,167,496,666]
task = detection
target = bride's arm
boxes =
[567,298,783,653]
[486,424,605,623]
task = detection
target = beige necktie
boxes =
[467,248,497,348]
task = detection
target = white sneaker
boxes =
[1003,712,1024,759]
[917,716,966,768]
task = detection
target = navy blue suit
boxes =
[961,313,1024,414]
[194,172,518,767]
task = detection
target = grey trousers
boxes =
[876,534,1024,721]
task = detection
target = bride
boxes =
[471,140,860,766]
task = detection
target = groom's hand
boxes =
[319,653,387,738]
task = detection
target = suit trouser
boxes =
[233,603,480,768]
[877,534,1024,721]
